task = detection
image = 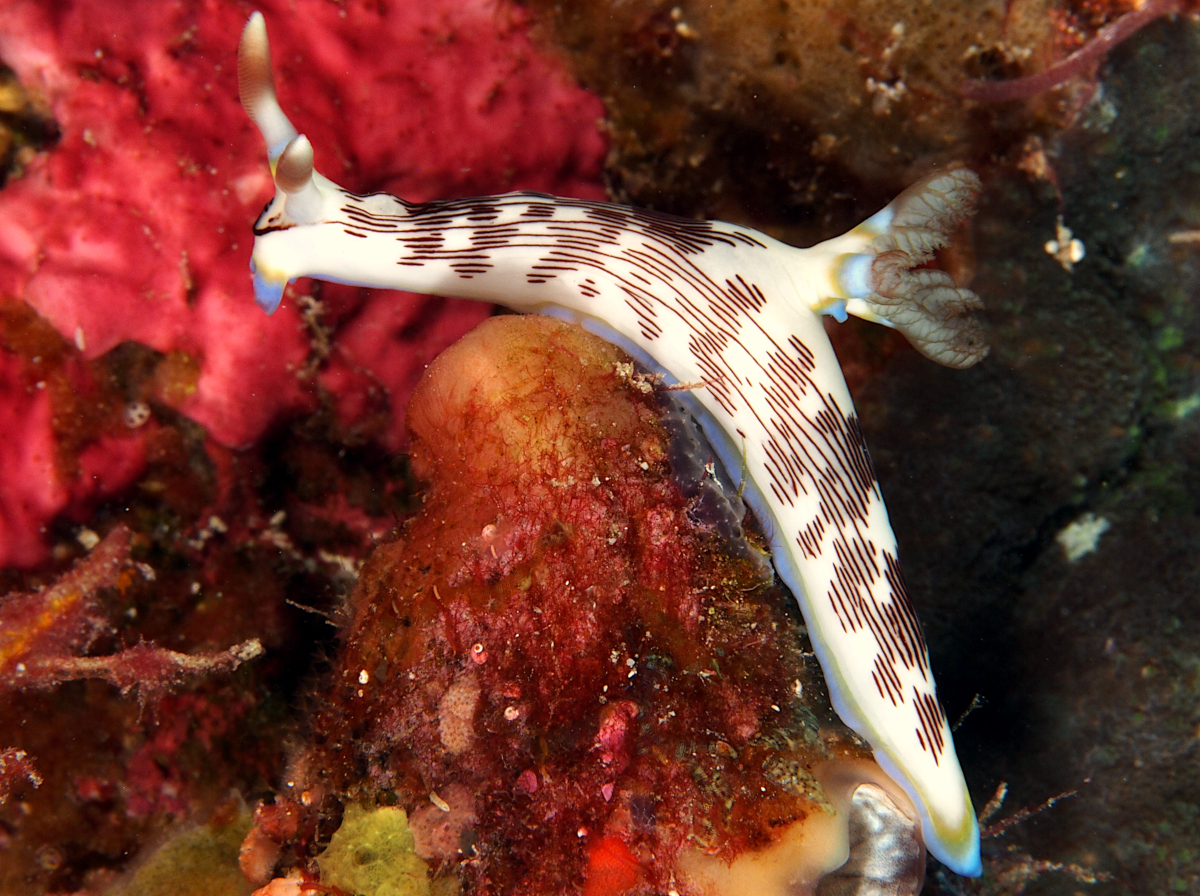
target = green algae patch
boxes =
[111,811,254,896]
[317,804,430,896]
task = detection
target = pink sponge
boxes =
[0,351,62,568]
[0,0,606,567]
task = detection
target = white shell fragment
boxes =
[1045,216,1086,271]
[123,401,151,428]
[1056,512,1111,562]
[816,783,925,896]
[236,12,988,876]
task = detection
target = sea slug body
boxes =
[236,12,988,877]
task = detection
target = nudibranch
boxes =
[237,12,987,877]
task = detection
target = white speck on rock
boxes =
[123,401,151,428]
[1045,216,1086,271]
[1056,513,1111,562]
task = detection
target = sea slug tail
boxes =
[832,169,989,370]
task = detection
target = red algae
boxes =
[0,747,40,806]
[0,404,362,893]
[960,0,1183,102]
[276,316,868,896]
[0,525,132,681]
[0,300,148,566]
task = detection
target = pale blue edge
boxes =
[251,264,285,314]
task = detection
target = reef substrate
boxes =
[254,315,913,896]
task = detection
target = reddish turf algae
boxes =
[263,316,869,896]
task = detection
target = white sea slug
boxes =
[237,12,987,877]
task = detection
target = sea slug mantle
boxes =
[236,11,988,877]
